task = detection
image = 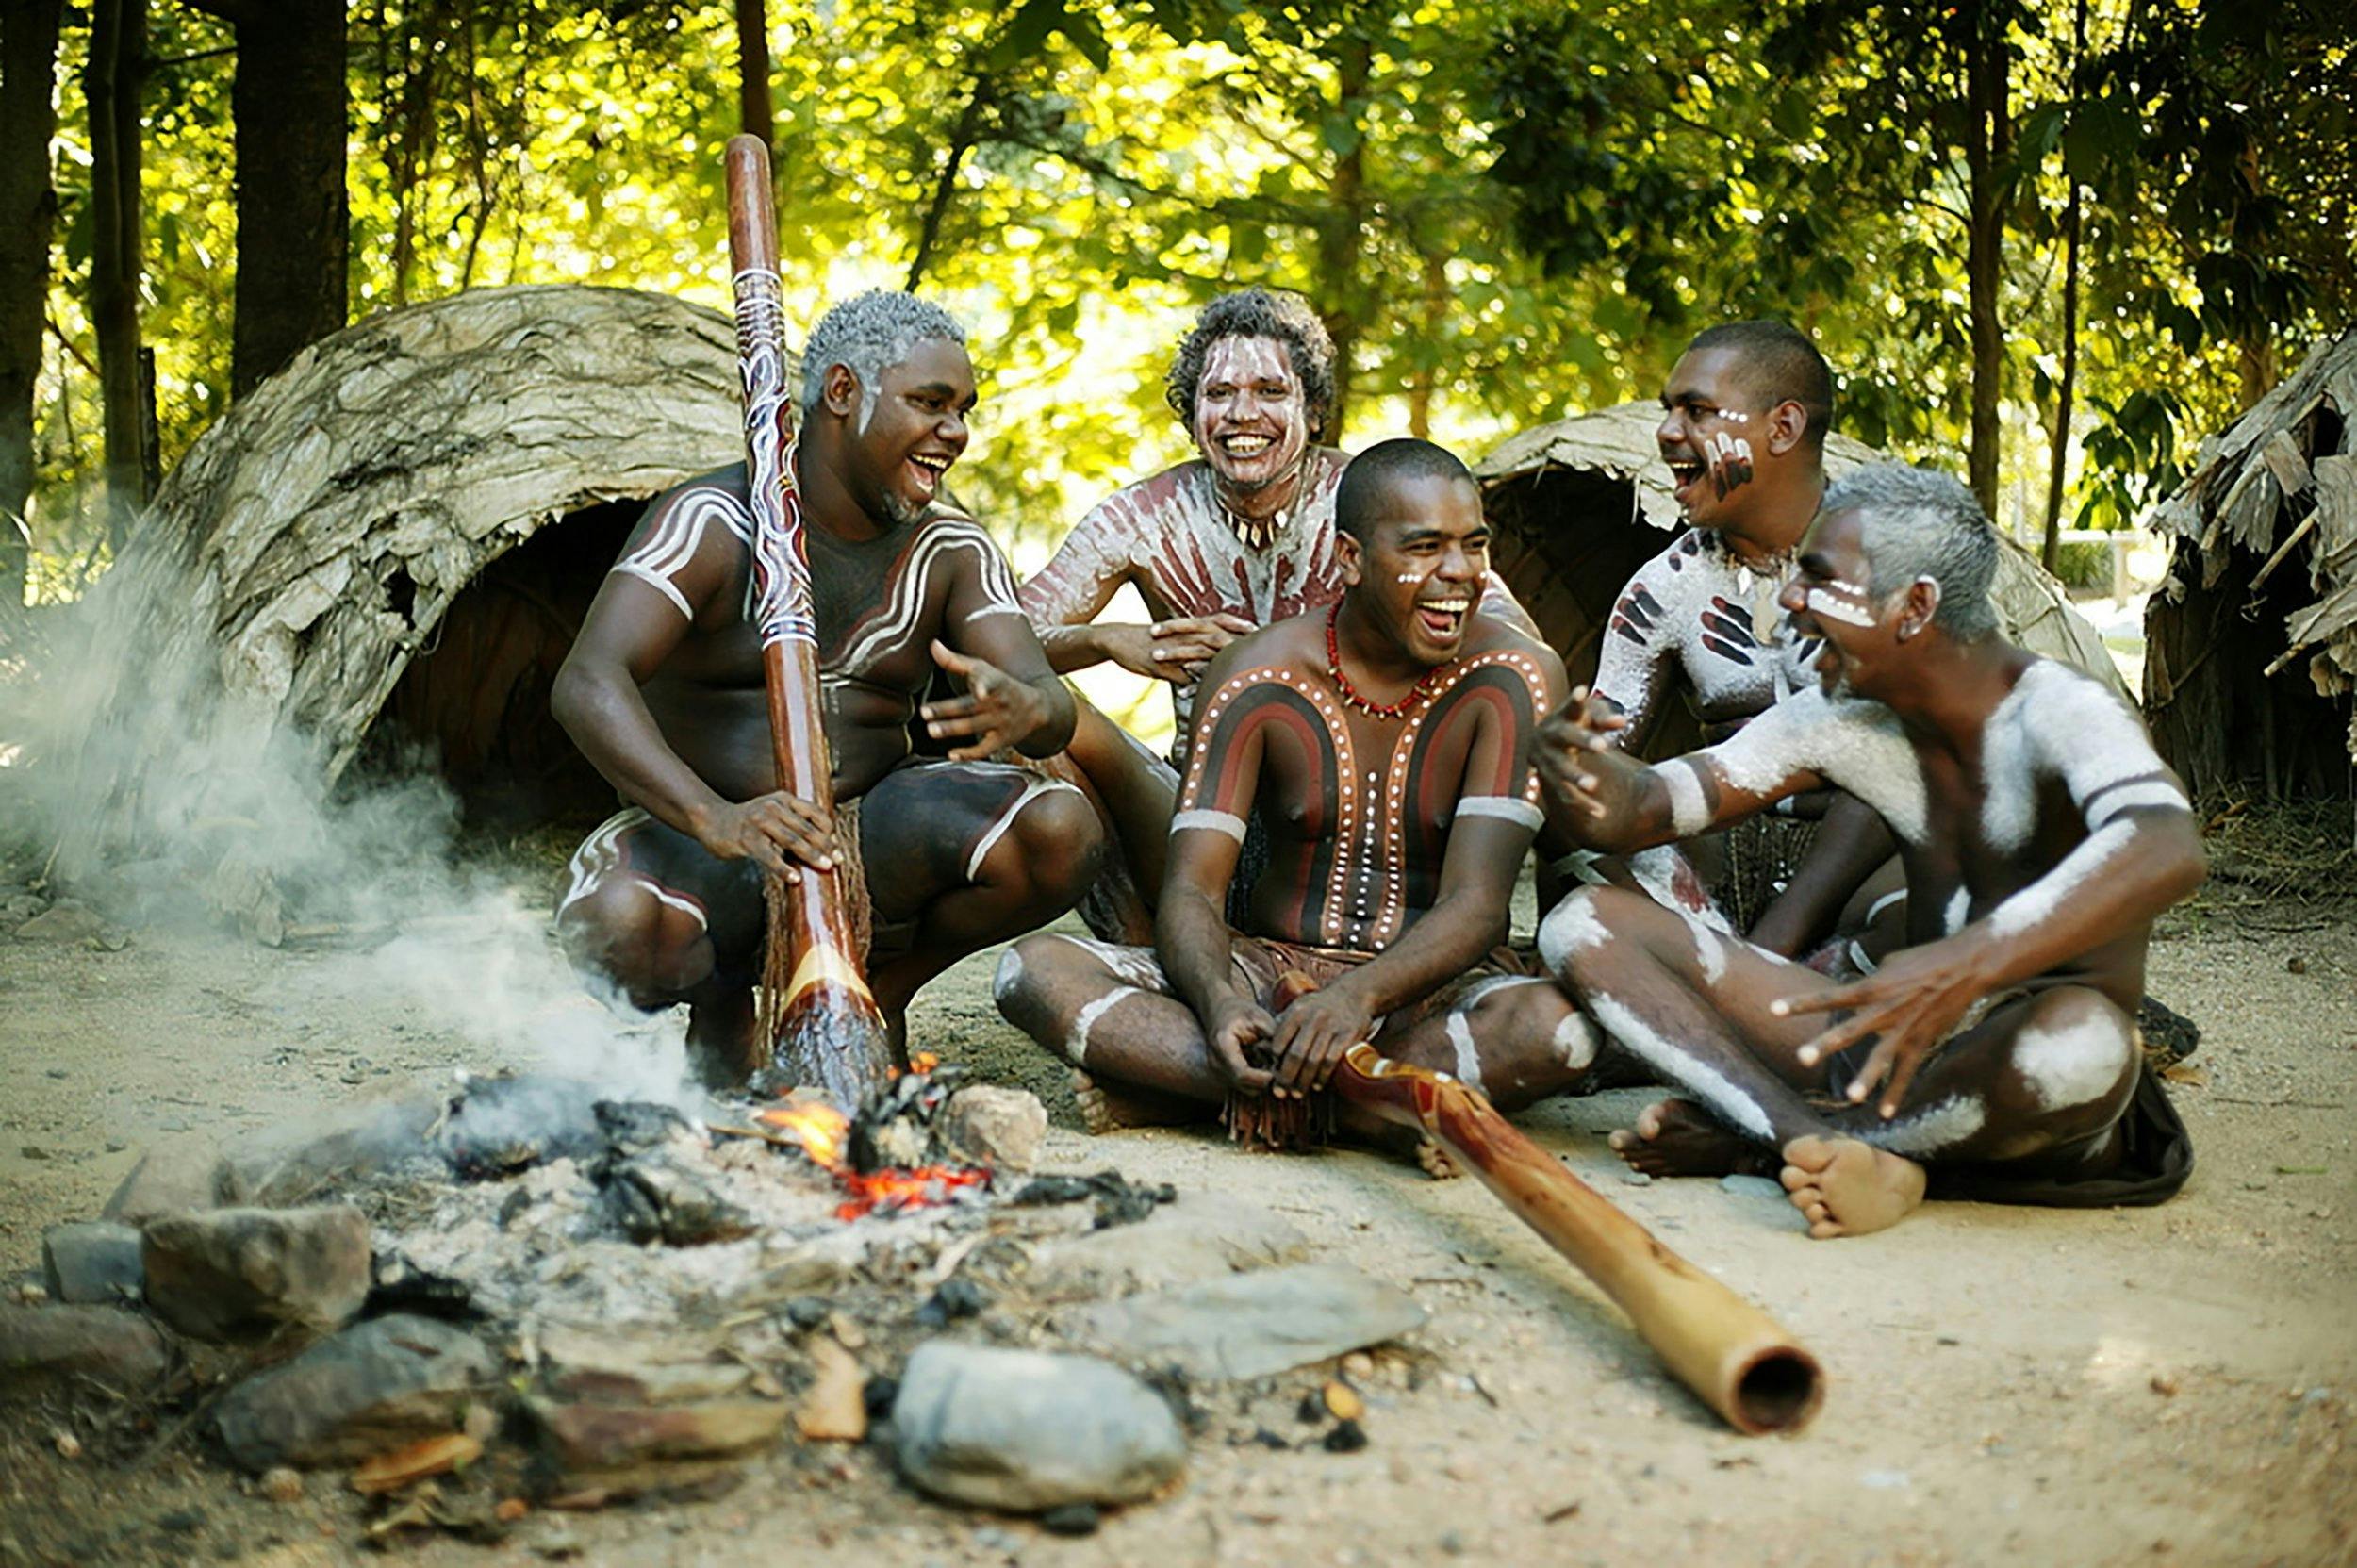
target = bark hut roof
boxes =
[2145,330,2357,781]
[55,285,746,875]
[1472,402,2127,701]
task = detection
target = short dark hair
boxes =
[1335,437,1475,541]
[1684,320,1836,449]
[1165,288,1337,441]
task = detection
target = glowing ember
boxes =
[753,1099,850,1167]
[751,1086,989,1220]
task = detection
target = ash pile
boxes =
[3,1061,1431,1551]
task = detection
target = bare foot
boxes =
[1607,1098,1772,1179]
[1071,1070,1206,1134]
[1778,1135,1927,1239]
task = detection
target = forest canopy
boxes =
[2,0,2350,614]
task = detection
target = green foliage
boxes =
[13,0,2355,602]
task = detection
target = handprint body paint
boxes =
[1591,528,1824,743]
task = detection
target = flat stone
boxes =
[141,1205,371,1341]
[213,1314,497,1472]
[536,1326,753,1406]
[934,1087,1047,1171]
[218,1092,446,1207]
[1061,1263,1426,1381]
[528,1396,790,1494]
[14,898,102,943]
[0,893,44,926]
[0,1304,170,1401]
[891,1342,1185,1511]
[1023,1195,1310,1303]
[41,1221,145,1304]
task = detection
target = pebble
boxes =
[1620,1170,1654,1186]
[257,1467,304,1504]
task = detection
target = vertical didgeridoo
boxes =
[1331,1039,1824,1435]
[725,135,893,1107]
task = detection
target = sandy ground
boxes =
[1,854,2353,1568]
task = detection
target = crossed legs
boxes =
[1540,885,2138,1236]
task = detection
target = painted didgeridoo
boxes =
[1331,1039,1824,1435]
[725,134,893,1105]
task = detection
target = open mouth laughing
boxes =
[907,451,952,497]
[1414,596,1471,641]
[1663,450,1707,502]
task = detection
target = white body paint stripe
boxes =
[1663,758,1710,837]
[1986,819,2134,937]
[2085,779,2191,828]
[1172,809,1247,842]
[1065,983,1144,1066]
[1455,796,1543,831]
[2013,1012,2133,1111]
[1587,994,1773,1140]
[1445,1012,1485,1094]
[1861,1094,1986,1155]
[615,564,695,619]
[964,777,1082,883]
[1865,889,1907,924]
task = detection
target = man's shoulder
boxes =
[1457,616,1559,685]
[1088,459,1213,518]
[1196,619,1324,698]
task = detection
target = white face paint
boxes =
[1537,889,1613,975]
[1193,335,1310,499]
[1804,586,1877,628]
[2012,1008,2133,1112]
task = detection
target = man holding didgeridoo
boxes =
[553,289,1099,1086]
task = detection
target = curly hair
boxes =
[1164,288,1337,441]
[800,289,967,425]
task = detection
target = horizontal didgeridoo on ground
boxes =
[725,134,893,1106]
[1330,1037,1824,1436]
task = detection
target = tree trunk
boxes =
[88,0,150,551]
[1313,31,1372,441]
[735,0,773,145]
[227,0,349,397]
[0,0,63,619]
[2041,0,2088,574]
[1962,8,2010,520]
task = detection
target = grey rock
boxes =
[0,1303,170,1401]
[1023,1195,1310,1303]
[891,1342,1185,1511]
[1719,1174,1787,1202]
[213,1314,496,1472]
[141,1205,371,1342]
[934,1087,1047,1171]
[41,1221,146,1304]
[1061,1263,1426,1381]
[0,893,44,926]
[218,1091,446,1207]
[15,898,103,943]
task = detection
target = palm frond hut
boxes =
[2144,331,2357,804]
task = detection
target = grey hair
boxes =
[799,289,967,426]
[1821,462,2001,639]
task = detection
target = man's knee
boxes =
[1537,885,1649,983]
[2004,988,2136,1134]
[557,878,710,1004]
[996,784,1104,899]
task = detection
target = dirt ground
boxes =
[2,845,2353,1568]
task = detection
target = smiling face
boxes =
[1656,346,1763,527]
[1338,472,1491,670]
[840,338,976,527]
[1778,506,1893,698]
[1191,335,1310,499]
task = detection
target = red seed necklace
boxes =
[1325,602,1446,719]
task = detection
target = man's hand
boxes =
[1090,615,1257,684]
[1535,686,1631,821]
[1203,992,1277,1094]
[1268,984,1374,1098]
[1772,938,1997,1118]
[687,792,841,880]
[1705,426,1754,500]
[922,639,1054,759]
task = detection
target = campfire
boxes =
[734,1055,995,1221]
